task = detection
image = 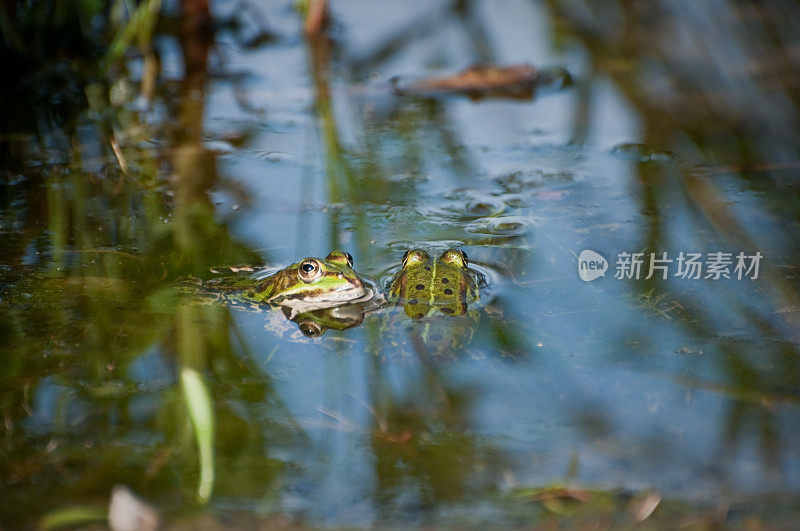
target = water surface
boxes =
[2,0,800,527]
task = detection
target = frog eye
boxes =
[298,320,325,337]
[325,250,354,268]
[298,259,323,283]
[440,249,468,267]
[402,249,428,267]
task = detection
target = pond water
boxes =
[2,0,800,527]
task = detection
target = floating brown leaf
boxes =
[393,63,539,100]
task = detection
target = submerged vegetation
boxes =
[2,0,800,528]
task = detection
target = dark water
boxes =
[2,0,800,527]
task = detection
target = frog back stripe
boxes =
[428,258,438,309]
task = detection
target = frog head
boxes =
[247,250,371,311]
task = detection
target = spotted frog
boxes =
[241,250,375,312]
[388,249,480,319]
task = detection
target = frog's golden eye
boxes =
[402,249,428,267]
[326,250,354,268]
[299,259,323,283]
[440,249,468,267]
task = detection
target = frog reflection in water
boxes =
[241,250,375,316]
[283,303,367,337]
[388,249,480,319]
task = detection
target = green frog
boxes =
[216,250,375,315]
[245,250,374,309]
[388,248,480,319]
